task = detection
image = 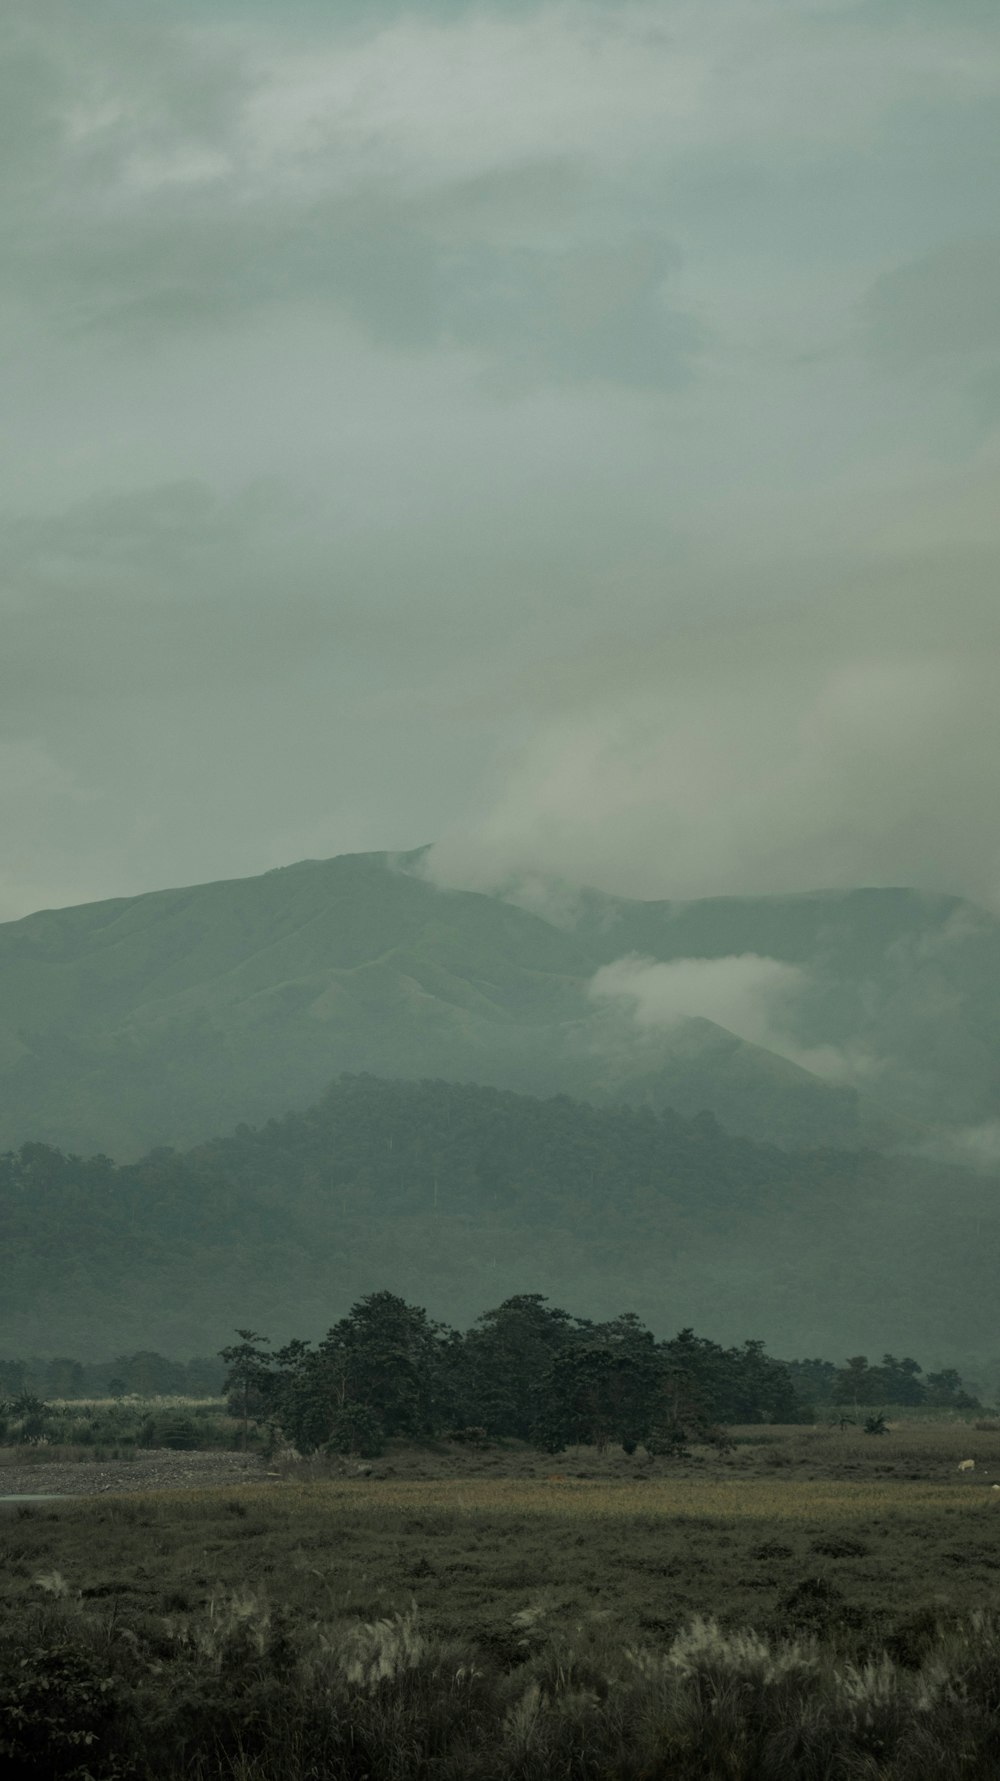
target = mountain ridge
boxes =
[0,849,995,1158]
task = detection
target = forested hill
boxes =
[4,1075,1000,1369]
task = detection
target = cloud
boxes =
[236,1,1000,176]
[1,4,704,385]
[912,1121,1000,1175]
[0,481,334,709]
[588,950,884,1084]
[865,237,1000,368]
[9,2,999,367]
[2,1,1000,921]
[589,952,807,1054]
[425,570,1000,912]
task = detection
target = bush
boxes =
[0,1635,120,1779]
[323,1403,384,1459]
[645,1420,690,1458]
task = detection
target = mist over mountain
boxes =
[0,850,997,1164]
[520,873,1000,1144]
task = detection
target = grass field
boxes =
[5,1423,1000,1776]
[5,1421,1000,1650]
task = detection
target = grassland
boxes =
[7,1420,1000,1642]
[5,1422,1000,1777]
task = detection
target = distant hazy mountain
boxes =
[0,849,996,1158]
[4,1075,999,1371]
[564,878,1000,1137]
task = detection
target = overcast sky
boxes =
[3,0,999,920]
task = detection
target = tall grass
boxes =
[4,1585,1000,1779]
[0,1395,241,1459]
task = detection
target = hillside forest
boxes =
[5,1073,1000,1372]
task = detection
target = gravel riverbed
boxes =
[0,1449,273,1498]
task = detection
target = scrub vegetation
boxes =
[0,1396,237,1464]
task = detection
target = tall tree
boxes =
[220,1329,271,1450]
[460,1295,577,1438]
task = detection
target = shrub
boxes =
[156,1417,199,1452]
[0,1635,120,1779]
[323,1403,384,1459]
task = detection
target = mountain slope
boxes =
[562,880,1000,1135]
[0,852,880,1156]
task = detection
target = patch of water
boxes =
[0,1492,73,1503]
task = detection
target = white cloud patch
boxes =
[588,951,884,1084]
[589,952,806,1054]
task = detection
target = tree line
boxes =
[0,1298,979,1445]
[0,1352,224,1401]
[220,1291,817,1459]
[785,1353,980,1411]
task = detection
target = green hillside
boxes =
[0,852,892,1157]
[3,1075,998,1369]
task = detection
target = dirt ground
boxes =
[270,1419,1000,1488]
[2,1419,998,1501]
[0,1447,272,1498]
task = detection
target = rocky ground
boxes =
[0,1448,272,1498]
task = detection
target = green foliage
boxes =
[0,1359,27,1395]
[6,1071,999,1367]
[0,1396,232,1453]
[0,1631,120,1779]
[240,1290,812,1455]
[1,1393,51,1443]
[10,1422,1000,1776]
[131,1406,233,1451]
[153,1416,199,1451]
[537,1341,654,1453]
[0,1349,222,1402]
[219,1330,271,1451]
[324,1402,385,1458]
[460,1295,576,1440]
[264,1292,461,1454]
[783,1357,838,1405]
[831,1355,981,1412]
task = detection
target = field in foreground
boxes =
[5,1424,1000,1778]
